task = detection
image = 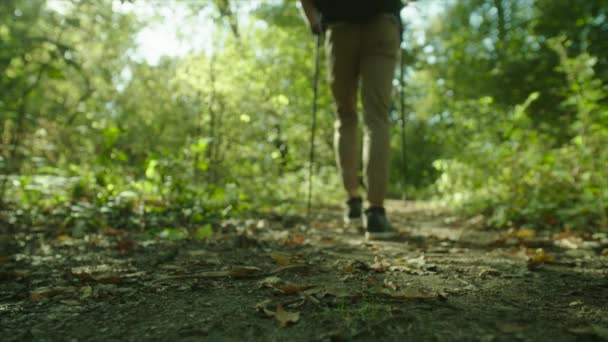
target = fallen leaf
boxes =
[270,264,310,276]
[255,301,300,327]
[342,260,370,273]
[527,248,554,269]
[101,227,128,236]
[285,236,305,247]
[275,305,300,327]
[71,270,123,284]
[55,234,72,242]
[259,276,283,288]
[60,299,81,306]
[194,225,214,239]
[515,229,535,239]
[114,240,137,254]
[371,256,390,272]
[554,227,574,240]
[437,291,449,301]
[383,279,398,291]
[255,299,275,317]
[545,215,559,226]
[229,266,263,278]
[80,286,93,299]
[389,265,411,272]
[367,278,379,286]
[30,287,69,301]
[258,276,311,294]
[395,255,426,268]
[199,266,264,279]
[270,253,293,266]
[555,236,585,249]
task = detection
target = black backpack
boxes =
[313,0,404,24]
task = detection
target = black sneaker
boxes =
[344,197,362,226]
[364,207,398,240]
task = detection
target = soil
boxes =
[1,200,607,341]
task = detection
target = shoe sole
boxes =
[365,231,399,240]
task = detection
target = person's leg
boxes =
[325,23,361,200]
[359,15,400,208]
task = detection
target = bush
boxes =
[434,37,608,230]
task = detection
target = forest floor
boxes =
[1,200,608,341]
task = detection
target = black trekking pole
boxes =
[399,43,407,200]
[307,34,321,224]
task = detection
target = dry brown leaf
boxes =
[554,227,574,240]
[258,276,311,294]
[31,287,67,301]
[114,240,136,254]
[275,305,300,327]
[101,227,128,236]
[70,267,124,284]
[285,236,305,247]
[367,278,379,286]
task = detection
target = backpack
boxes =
[313,0,404,24]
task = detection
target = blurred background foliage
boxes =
[0,0,606,235]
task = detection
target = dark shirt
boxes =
[312,0,403,24]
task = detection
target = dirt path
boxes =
[2,201,607,341]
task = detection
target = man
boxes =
[300,0,403,239]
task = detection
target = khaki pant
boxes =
[325,14,400,206]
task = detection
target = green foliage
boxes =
[433,37,608,229]
[1,0,607,233]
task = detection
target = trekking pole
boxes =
[307,34,321,224]
[399,22,407,200]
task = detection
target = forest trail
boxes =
[2,200,607,341]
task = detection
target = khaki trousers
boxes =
[325,14,400,206]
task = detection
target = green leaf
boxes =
[47,67,65,79]
[195,225,213,239]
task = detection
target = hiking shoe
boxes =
[364,207,398,240]
[344,197,363,226]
